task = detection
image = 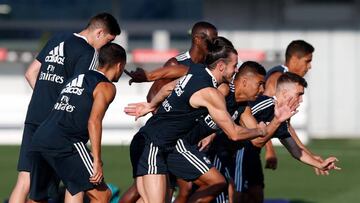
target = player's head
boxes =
[233,61,266,102]
[205,41,238,84]
[98,43,126,82]
[85,12,121,50]
[191,21,218,54]
[276,72,308,105]
[285,40,314,77]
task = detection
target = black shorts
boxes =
[130,133,167,177]
[167,139,212,181]
[234,144,264,192]
[29,142,96,201]
[17,123,39,172]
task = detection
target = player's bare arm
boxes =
[287,124,328,175]
[25,59,42,89]
[88,82,116,184]
[124,80,177,119]
[190,87,265,141]
[280,137,341,172]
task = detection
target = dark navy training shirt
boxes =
[31,70,111,153]
[139,66,217,147]
[25,33,98,125]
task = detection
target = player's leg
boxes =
[130,133,168,203]
[64,190,84,203]
[247,185,263,203]
[118,181,140,203]
[85,182,111,203]
[168,139,226,203]
[142,174,167,203]
[173,178,193,203]
[233,148,248,202]
[9,124,38,203]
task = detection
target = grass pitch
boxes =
[0,139,359,203]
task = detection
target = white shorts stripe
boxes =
[176,140,209,174]
[251,99,273,114]
[235,148,244,191]
[74,143,93,176]
[79,142,94,168]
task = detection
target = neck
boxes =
[189,46,206,63]
[78,30,94,48]
[96,68,112,81]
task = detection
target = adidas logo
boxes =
[45,42,65,65]
[61,74,85,95]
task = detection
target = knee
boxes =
[95,188,112,203]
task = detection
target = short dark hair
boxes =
[277,72,308,88]
[285,40,314,62]
[212,36,234,49]
[205,43,237,70]
[234,61,266,80]
[86,12,121,36]
[98,43,126,68]
[191,21,217,37]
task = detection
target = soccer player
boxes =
[236,72,341,203]
[233,40,318,203]
[28,43,126,202]
[119,21,218,203]
[125,44,299,203]
[9,13,120,203]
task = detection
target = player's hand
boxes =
[124,67,148,85]
[274,97,300,122]
[319,156,341,173]
[312,155,329,175]
[198,133,216,151]
[90,160,104,185]
[124,102,155,120]
[257,121,267,137]
[265,153,278,170]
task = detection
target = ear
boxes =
[95,28,104,39]
[242,77,247,87]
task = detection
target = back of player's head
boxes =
[205,42,237,70]
[191,21,217,38]
[285,40,314,62]
[234,61,266,80]
[86,12,121,36]
[211,36,234,49]
[98,43,126,68]
[276,72,308,90]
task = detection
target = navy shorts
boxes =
[167,139,212,181]
[17,123,39,172]
[130,133,167,177]
[234,144,264,192]
[29,142,97,201]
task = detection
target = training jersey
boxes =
[249,95,290,140]
[25,33,98,125]
[30,70,110,153]
[139,66,217,147]
[175,51,206,70]
[184,84,243,145]
[211,101,249,152]
[265,65,288,81]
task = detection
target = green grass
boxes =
[0,139,359,202]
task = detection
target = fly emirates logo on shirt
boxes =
[54,74,85,112]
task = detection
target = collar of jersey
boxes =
[205,68,218,87]
[281,65,289,72]
[73,33,89,43]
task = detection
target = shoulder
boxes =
[249,95,274,115]
[175,51,190,62]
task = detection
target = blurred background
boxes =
[0,0,359,202]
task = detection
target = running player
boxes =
[125,43,299,203]
[28,43,126,202]
[234,40,321,203]
[119,21,218,203]
[236,72,341,203]
[9,13,120,203]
